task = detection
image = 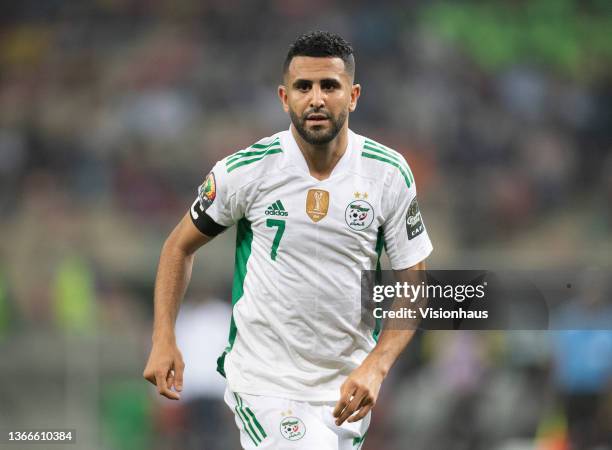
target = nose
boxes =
[309,85,325,109]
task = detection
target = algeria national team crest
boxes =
[280,416,306,441]
[345,200,374,231]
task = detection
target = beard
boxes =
[289,107,348,145]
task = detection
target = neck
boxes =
[291,123,349,180]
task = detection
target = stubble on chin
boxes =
[289,109,346,146]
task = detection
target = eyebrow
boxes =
[291,77,342,88]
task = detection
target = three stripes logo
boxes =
[265,200,288,217]
[362,139,414,188]
[225,137,283,173]
[233,393,267,446]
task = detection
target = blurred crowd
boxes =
[0,0,611,449]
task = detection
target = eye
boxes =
[321,80,339,91]
[295,81,311,92]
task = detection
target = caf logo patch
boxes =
[345,200,374,231]
[406,197,424,240]
[280,417,306,441]
[197,172,216,209]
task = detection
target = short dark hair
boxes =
[283,31,355,78]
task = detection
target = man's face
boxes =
[279,56,360,146]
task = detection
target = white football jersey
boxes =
[190,127,433,401]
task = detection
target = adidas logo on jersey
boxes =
[265,200,288,216]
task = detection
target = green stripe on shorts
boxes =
[246,406,267,438]
[233,393,260,445]
[234,393,268,443]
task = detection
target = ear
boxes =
[278,85,289,113]
[349,84,361,112]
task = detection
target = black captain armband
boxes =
[190,170,226,237]
[190,198,227,237]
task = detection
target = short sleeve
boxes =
[382,164,433,270]
[190,160,243,234]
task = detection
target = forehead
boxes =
[286,56,348,81]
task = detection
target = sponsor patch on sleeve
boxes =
[197,172,216,210]
[406,197,424,240]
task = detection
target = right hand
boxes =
[143,339,185,400]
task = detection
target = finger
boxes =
[333,383,355,417]
[336,391,366,426]
[174,361,185,392]
[155,371,180,400]
[333,397,348,418]
[347,403,373,423]
[155,371,167,393]
[143,369,156,385]
[166,369,175,389]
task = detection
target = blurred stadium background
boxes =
[1,0,611,449]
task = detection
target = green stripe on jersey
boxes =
[363,144,405,167]
[364,138,397,156]
[217,219,253,378]
[226,138,280,164]
[226,147,283,173]
[226,148,276,165]
[362,152,412,188]
[364,139,414,184]
[373,227,384,342]
[251,138,280,149]
[353,431,368,448]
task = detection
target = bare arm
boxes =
[333,260,427,424]
[143,212,213,400]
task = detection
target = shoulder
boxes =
[213,131,286,192]
[354,133,415,190]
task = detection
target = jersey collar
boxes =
[281,125,356,178]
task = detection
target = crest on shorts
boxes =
[406,197,424,240]
[280,416,306,441]
[345,200,374,231]
[306,189,329,222]
[197,172,216,209]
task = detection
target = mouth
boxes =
[305,114,329,124]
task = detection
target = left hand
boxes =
[333,360,385,425]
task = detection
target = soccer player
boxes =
[144,31,433,449]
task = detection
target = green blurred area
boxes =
[53,255,97,335]
[100,380,152,450]
[423,0,612,78]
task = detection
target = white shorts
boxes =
[224,387,370,450]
